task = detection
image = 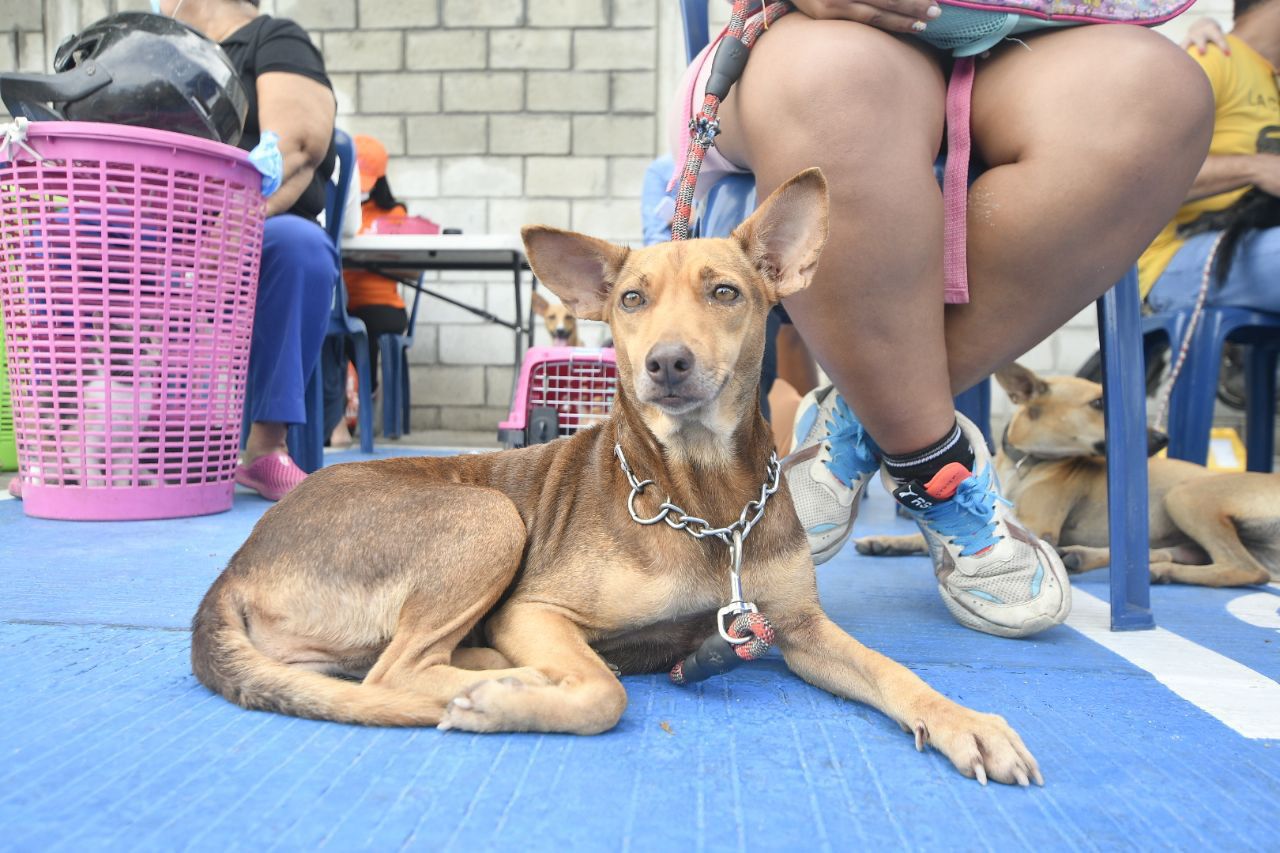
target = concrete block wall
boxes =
[5,0,1233,434]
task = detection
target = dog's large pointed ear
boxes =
[521,226,630,321]
[732,168,829,302]
[530,291,550,318]
[994,362,1049,404]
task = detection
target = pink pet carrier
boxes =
[498,346,617,448]
[0,121,264,520]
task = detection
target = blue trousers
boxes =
[246,214,338,425]
[1147,228,1280,316]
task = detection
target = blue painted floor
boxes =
[2,447,1278,851]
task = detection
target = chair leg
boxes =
[287,365,325,474]
[352,333,375,453]
[1245,343,1278,473]
[379,336,401,439]
[1166,312,1231,466]
[1097,270,1154,631]
[400,349,412,436]
[954,379,992,452]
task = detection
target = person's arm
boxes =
[255,71,336,217]
[1186,153,1280,202]
[1181,17,1230,56]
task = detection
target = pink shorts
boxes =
[665,34,752,201]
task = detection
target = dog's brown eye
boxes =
[1089,397,1104,411]
[620,290,645,310]
[713,284,740,303]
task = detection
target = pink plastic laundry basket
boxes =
[498,346,617,448]
[0,122,264,520]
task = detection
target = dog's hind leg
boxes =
[437,604,628,735]
[451,647,515,670]
[360,488,552,710]
[1156,487,1273,587]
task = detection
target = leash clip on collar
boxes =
[716,529,757,645]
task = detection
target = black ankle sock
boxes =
[882,421,975,484]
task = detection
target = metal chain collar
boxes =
[614,442,780,645]
[614,442,780,547]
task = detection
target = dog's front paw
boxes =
[854,533,926,556]
[1059,545,1106,574]
[913,704,1043,787]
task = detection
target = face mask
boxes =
[151,0,186,17]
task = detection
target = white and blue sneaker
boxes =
[883,413,1070,638]
[781,385,880,564]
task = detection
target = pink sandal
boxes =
[234,453,308,502]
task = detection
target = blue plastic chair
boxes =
[1146,306,1280,473]
[283,129,375,472]
[375,280,425,440]
[680,0,1153,629]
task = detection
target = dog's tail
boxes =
[190,575,442,727]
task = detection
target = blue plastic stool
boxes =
[1151,306,1280,473]
[680,0,1152,629]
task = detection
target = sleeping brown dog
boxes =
[190,169,1041,787]
[858,363,1280,588]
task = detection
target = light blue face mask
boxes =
[150,0,186,17]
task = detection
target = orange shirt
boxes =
[343,201,407,312]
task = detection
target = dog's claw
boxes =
[912,720,928,752]
[437,720,453,731]
[1014,767,1030,788]
[451,696,473,711]
[973,761,988,786]
[1033,766,1045,787]
[498,677,525,689]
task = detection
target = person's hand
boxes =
[792,0,942,34]
[1180,17,1229,55]
[248,130,283,198]
[1249,153,1280,196]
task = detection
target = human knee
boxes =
[1093,28,1212,152]
[262,216,339,299]
[745,21,941,146]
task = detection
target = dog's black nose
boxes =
[646,343,695,389]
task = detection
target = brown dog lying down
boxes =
[857,363,1280,588]
[191,170,1041,786]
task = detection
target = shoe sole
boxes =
[939,543,1073,638]
[812,521,856,566]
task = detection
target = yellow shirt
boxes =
[1138,35,1280,296]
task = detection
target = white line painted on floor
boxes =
[1227,593,1280,634]
[1068,589,1280,740]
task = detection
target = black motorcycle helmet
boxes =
[0,12,248,146]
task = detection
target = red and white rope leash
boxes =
[671,0,793,241]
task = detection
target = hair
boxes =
[368,176,403,212]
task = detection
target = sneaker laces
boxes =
[918,465,1009,557]
[824,396,879,486]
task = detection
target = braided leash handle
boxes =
[669,612,776,685]
[670,0,793,241]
